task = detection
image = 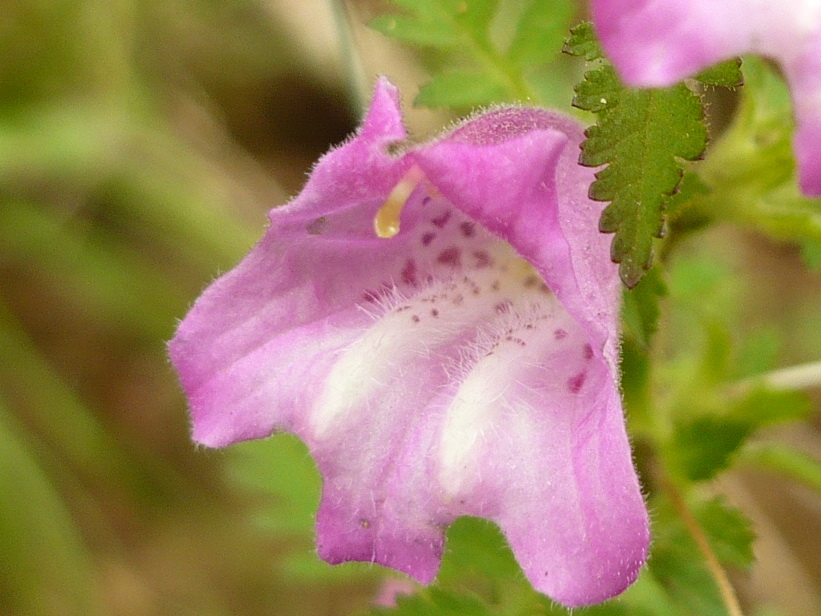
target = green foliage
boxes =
[650,496,754,616]
[696,56,821,248]
[371,0,576,109]
[379,588,494,616]
[661,255,812,482]
[740,444,821,492]
[230,436,374,582]
[697,498,755,568]
[0,401,97,616]
[622,266,667,349]
[415,71,508,110]
[565,22,709,287]
[695,59,743,88]
[801,239,821,270]
[669,416,750,481]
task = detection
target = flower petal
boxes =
[413,114,647,604]
[170,81,649,607]
[169,78,412,446]
[591,0,821,194]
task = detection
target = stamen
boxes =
[374,165,425,238]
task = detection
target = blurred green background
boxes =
[0,1,372,614]
[1,1,819,615]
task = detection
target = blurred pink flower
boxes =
[169,79,648,607]
[592,0,821,196]
[372,577,417,607]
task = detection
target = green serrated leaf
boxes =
[566,22,709,287]
[571,64,620,113]
[696,58,743,88]
[563,21,603,61]
[508,0,575,67]
[415,71,507,109]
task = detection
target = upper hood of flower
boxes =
[591,0,821,196]
[169,78,649,607]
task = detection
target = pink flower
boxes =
[169,79,648,607]
[591,1,821,196]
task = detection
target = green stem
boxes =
[664,477,745,616]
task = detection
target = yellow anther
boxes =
[374,165,425,238]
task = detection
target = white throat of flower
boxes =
[311,169,596,497]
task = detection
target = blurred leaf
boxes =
[229,436,372,582]
[734,327,781,378]
[373,0,578,108]
[415,72,507,109]
[0,399,97,616]
[650,495,744,616]
[695,57,821,249]
[1,201,184,338]
[622,266,667,349]
[507,0,575,68]
[669,417,750,481]
[801,239,821,270]
[665,171,710,222]
[566,22,708,287]
[696,497,755,569]
[739,443,821,492]
[667,386,809,482]
[370,14,459,48]
[729,387,811,427]
[0,299,168,502]
[377,587,494,616]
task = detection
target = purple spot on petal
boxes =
[495,300,512,313]
[431,211,451,228]
[459,221,476,237]
[306,216,327,235]
[437,247,461,267]
[554,328,567,340]
[567,372,586,394]
[523,275,538,288]
[401,259,417,286]
[422,196,431,205]
[583,343,594,360]
[473,250,492,268]
[431,308,439,317]
[412,314,421,323]
[421,232,436,246]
